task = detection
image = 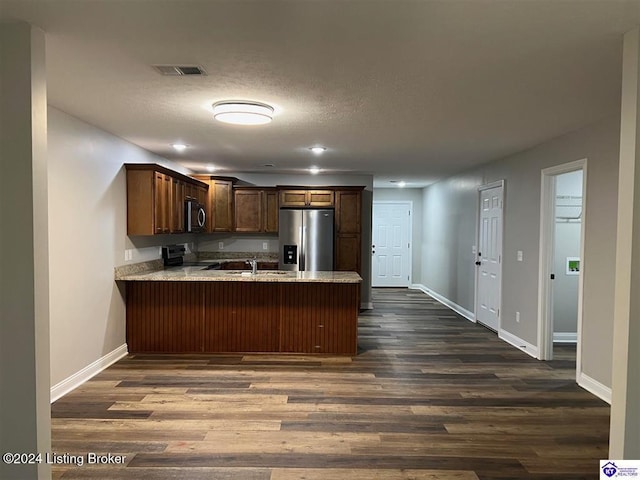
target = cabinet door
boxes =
[280,190,308,207]
[335,190,361,233]
[280,283,358,354]
[126,282,204,353]
[263,190,279,233]
[204,283,280,352]
[234,189,262,232]
[197,185,207,205]
[171,178,185,233]
[307,190,334,207]
[184,183,196,200]
[212,180,233,231]
[154,173,171,234]
[335,233,361,273]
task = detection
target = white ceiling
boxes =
[2,0,639,187]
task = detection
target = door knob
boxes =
[475,261,481,266]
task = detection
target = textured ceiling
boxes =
[1,0,639,187]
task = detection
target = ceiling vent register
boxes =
[153,65,207,76]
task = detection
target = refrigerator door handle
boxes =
[300,225,306,271]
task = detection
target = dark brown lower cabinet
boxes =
[126,282,204,353]
[280,283,359,355]
[204,282,280,352]
[126,281,359,355]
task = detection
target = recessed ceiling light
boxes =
[309,146,326,155]
[398,181,407,188]
[206,165,216,172]
[172,143,188,152]
[309,166,321,175]
[212,101,274,125]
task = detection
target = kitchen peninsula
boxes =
[117,266,361,355]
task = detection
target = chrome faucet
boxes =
[247,258,258,274]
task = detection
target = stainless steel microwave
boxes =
[185,200,206,233]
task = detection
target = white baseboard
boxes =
[578,372,612,404]
[50,344,128,403]
[410,284,475,322]
[553,332,578,343]
[361,302,374,310]
[498,329,539,359]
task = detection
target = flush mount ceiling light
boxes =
[309,146,326,155]
[212,101,274,125]
[171,143,188,152]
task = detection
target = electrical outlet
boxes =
[218,241,224,250]
[517,250,523,262]
[263,242,268,250]
[516,311,520,323]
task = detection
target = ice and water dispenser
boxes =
[283,244,297,265]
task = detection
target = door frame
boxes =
[537,159,587,374]
[474,180,505,332]
[372,201,413,287]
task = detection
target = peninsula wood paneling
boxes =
[204,283,280,353]
[126,281,359,354]
[280,283,358,355]
[126,282,204,353]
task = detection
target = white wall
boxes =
[0,22,51,480]
[199,234,278,253]
[48,107,193,387]
[421,174,481,311]
[419,115,619,388]
[372,188,423,283]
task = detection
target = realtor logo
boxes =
[602,462,618,478]
[600,460,640,479]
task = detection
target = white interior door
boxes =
[476,185,503,331]
[372,202,411,287]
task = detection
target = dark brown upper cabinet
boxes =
[234,187,279,233]
[125,164,208,236]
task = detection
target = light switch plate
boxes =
[517,250,523,262]
[218,241,224,250]
[263,242,268,250]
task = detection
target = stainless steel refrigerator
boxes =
[279,209,334,271]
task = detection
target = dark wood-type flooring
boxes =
[51,288,609,480]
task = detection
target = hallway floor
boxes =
[51,288,609,479]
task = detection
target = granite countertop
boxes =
[116,267,362,283]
